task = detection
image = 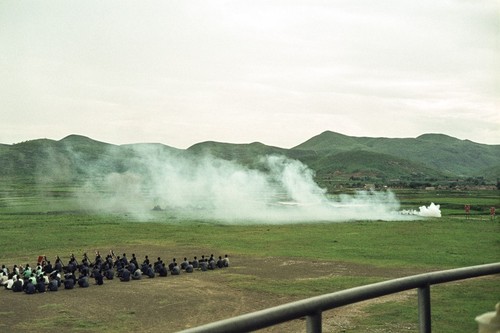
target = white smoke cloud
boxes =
[400,202,442,218]
[79,171,151,214]
[77,147,424,223]
[416,202,442,217]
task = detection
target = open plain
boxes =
[0,188,498,332]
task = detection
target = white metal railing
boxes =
[179,262,500,333]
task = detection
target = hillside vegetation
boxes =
[1,132,499,190]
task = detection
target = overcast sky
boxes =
[1,1,499,148]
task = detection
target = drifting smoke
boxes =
[76,146,439,223]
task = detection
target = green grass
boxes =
[0,189,498,332]
[226,274,384,297]
[1,214,498,269]
[395,189,500,219]
[17,304,140,333]
[358,278,499,332]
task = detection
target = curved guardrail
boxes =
[179,262,500,333]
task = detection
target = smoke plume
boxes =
[401,203,442,217]
[76,146,435,223]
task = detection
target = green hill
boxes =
[292,131,500,179]
[187,141,288,168]
[306,150,447,179]
[292,131,365,152]
[0,132,498,190]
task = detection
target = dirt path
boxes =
[0,252,423,333]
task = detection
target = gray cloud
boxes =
[1,0,498,147]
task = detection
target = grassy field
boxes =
[0,187,498,332]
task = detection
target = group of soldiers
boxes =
[0,251,230,294]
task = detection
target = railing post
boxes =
[306,311,322,333]
[178,263,500,333]
[418,284,431,333]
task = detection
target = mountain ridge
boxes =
[1,132,498,189]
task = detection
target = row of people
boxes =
[1,251,230,294]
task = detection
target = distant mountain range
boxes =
[1,131,499,189]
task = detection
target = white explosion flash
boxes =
[401,202,441,217]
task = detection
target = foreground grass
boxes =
[0,211,498,332]
[353,278,499,332]
[0,185,500,333]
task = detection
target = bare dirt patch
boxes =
[1,249,423,333]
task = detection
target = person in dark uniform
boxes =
[64,276,75,289]
[128,261,136,275]
[66,261,76,275]
[95,254,103,270]
[141,262,149,275]
[199,259,208,272]
[106,254,114,269]
[132,268,142,280]
[181,258,189,270]
[146,264,155,278]
[154,257,162,272]
[216,256,224,268]
[121,253,128,266]
[78,274,89,288]
[12,276,23,292]
[168,258,176,271]
[158,263,168,277]
[130,253,138,267]
[43,261,53,275]
[105,267,115,280]
[54,257,63,273]
[48,277,58,291]
[36,276,46,293]
[114,256,123,272]
[171,263,180,275]
[64,271,76,286]
[192,256,199,269]
[24,281,36,294]
[80,263,90,277]
[94,269,104,285]
[50,271,61,287]
[185,263,194,273]
[120,267,131,282]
